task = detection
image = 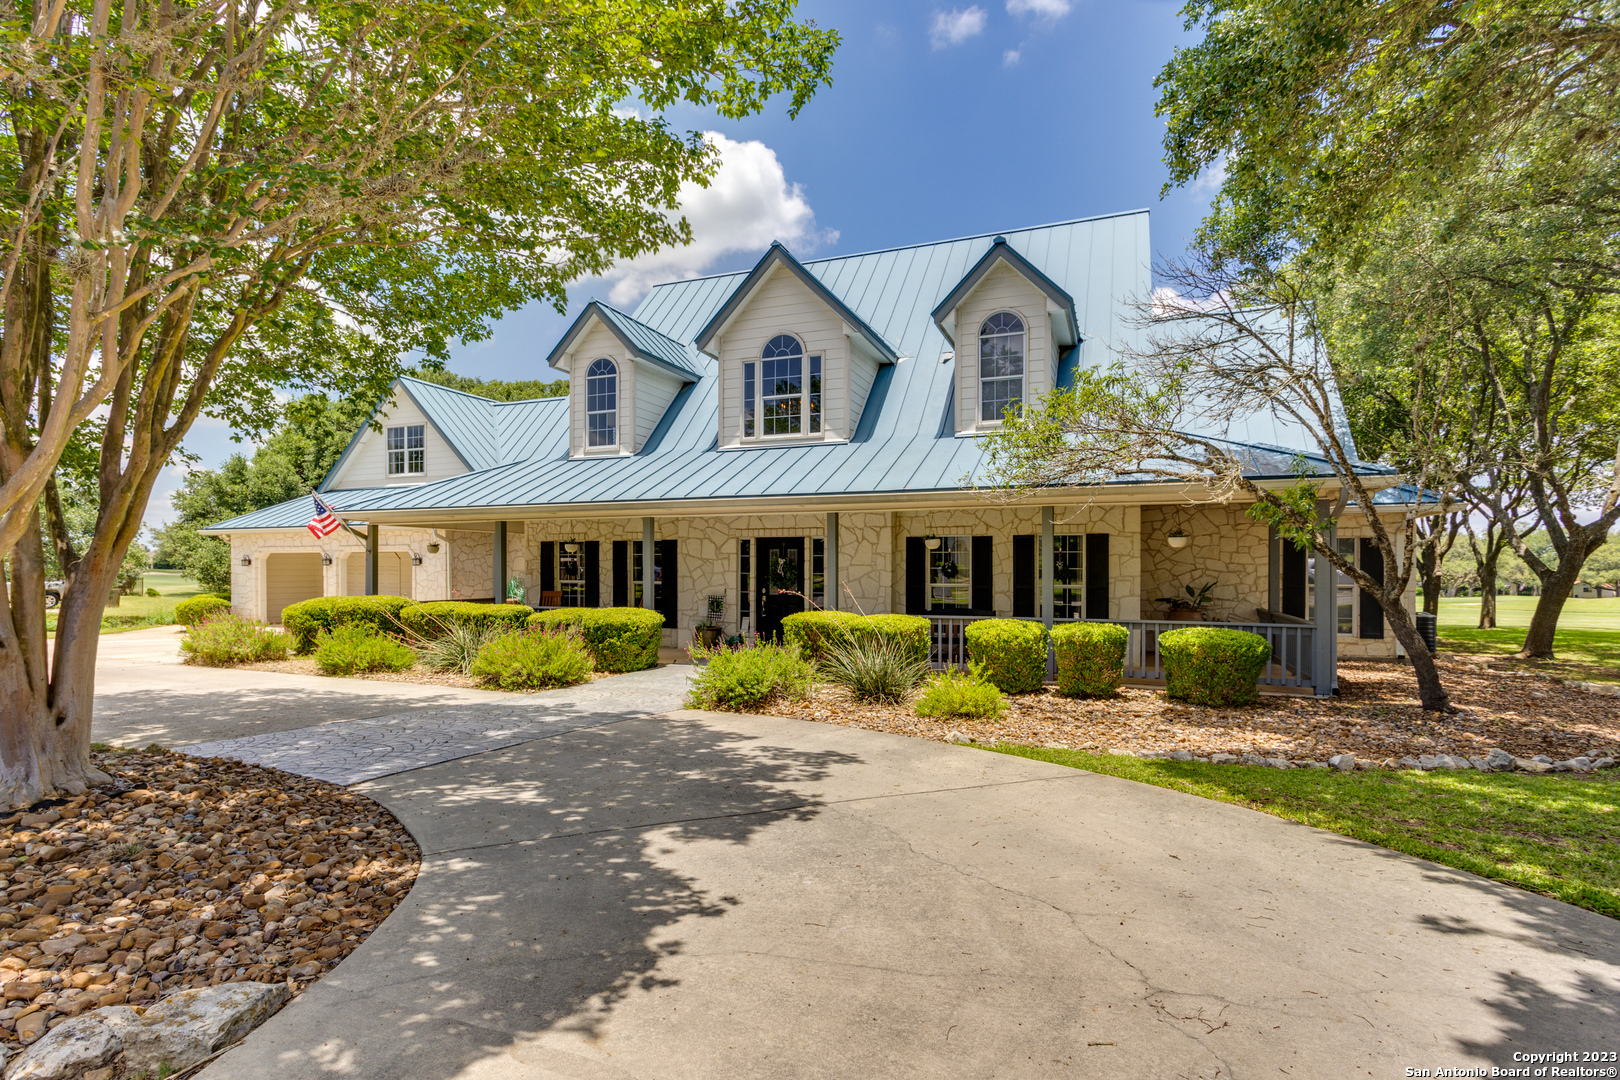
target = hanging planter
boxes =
[1167,528,1190,550]
[924,535,942,551]
[563,539,581,554]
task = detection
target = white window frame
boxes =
[1306,538,1358,637]
[743,334,822,441]
[585,357,618,450]
[1037,535,1086,620]
[557,546,587,607]
[978,311,1026,424]
[386,424,425,475]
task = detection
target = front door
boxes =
[755,537,804,642]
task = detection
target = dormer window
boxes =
[386,424,425,474]
[744,334,822,439]
[979,312,1025,422]
[586,358,618,448]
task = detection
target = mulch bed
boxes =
[0,748,419,1052]
[779,655,1620,765]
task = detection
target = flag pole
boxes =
[314,490,372,546]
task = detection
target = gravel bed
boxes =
[779,656,1620,765]
[0,748,419,1052]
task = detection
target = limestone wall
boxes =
[890,504,1142,620]
[1139,503,1269,623]
[225,525,449,623]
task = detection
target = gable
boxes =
[326,385,470,490]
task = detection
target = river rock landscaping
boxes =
[783,654,1620,771]
[0,746,419,1071]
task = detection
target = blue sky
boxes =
[154,0,1212,527]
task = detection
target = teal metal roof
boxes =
[930,236,1079,346]
[545,301,707,382]
[206,209,1391,532]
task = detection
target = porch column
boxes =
[365,524,378,596]
[825,512,840,611]
[1313,500,1336,697]
[1040,506,1055,629]
[641,516,656,610]
[493,521,507,602]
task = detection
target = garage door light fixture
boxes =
[411,553,423,565]
[321,553,333,566]
[240,555,252,566]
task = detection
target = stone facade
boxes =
[223,499,1413,657]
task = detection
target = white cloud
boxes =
[1189,153,1229,199]
[1006,0,1069,17]
[594,133,834,307]
[930,7,987,48]
[1003,48,1021,66]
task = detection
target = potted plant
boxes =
[505,576,527,605]
[1155,581,1216,621]
[693,596,725,649]
[1167,528,1190,550]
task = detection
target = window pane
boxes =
[981,377,1022,422]
[927,536,973,610]
[1336,537,1356,635]
[406,425,425,449]
[739,539,751,620]
[407,448,424,474]
[559,548,586,607]
[386,426,404,450]
[809,355,822,434]
[761,353,803,435]
[812,537,824,603]
[586,358,617,447]
[743,362,756,438]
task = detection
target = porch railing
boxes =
[926,615,1319,692]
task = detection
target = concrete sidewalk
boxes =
[196,709,1620,1080]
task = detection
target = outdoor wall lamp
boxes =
[321,553,333,566]
[411,553,423,566]
[240,555,252,566]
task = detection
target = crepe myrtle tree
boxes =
[978,257,1457,712]
[0,0,838,806]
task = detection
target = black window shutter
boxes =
[1281,541,1307,618]
[906,537,927,615]
[540,542,556,593]
[1012,534,1035,617]
[612,540,628,607]
[584,542,601,607]
[971,536,993,613]
[657,539,677,629]
[1359,538,1385,639]
[1085,533,1109,619]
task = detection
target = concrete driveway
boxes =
[92,629,1620,1079]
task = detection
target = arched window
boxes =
[979,312,1025,422]
[743,333,821,438]
[586,358,617,447]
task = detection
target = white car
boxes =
[44,580,64,608]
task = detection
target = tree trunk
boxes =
[1477,546,1500,629]
[1420,545,1443,615]
[0,517,112,808]
[1384,601,1453,712]
[1517,560,1583,660]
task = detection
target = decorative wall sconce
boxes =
[240,555,252,566]
[427,542,440,554]
[321,553,333,566]
[563,539,581,554]
[411,553,423,566]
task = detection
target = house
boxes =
[1574,581,1617,599]
[204,211,1421,696]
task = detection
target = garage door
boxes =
[345,552,411,598]
[265,552,324,623]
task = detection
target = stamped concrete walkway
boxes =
[92,628,1620,1079]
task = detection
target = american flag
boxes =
[307,494,342,538]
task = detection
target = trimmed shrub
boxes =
[685,641,813,711]
[1051,622,1130,698]
[1158,627,1272,707]
[414,621,509,676]
[914,668,1005,719]
[180,614,288,666]
[820,633,932,703]
[313,624,416,675]
[145,587,161,597]
[400,600,533,639]
[469,628,593,691]
[175,594,231,627]
[528,607,664,672]
[782,611,930,666]
[963,619,1048,694]
[281,595,412,654]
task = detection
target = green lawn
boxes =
[46,570,206,635]
[1439,595,1620,684]
[988,743,1620,919]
